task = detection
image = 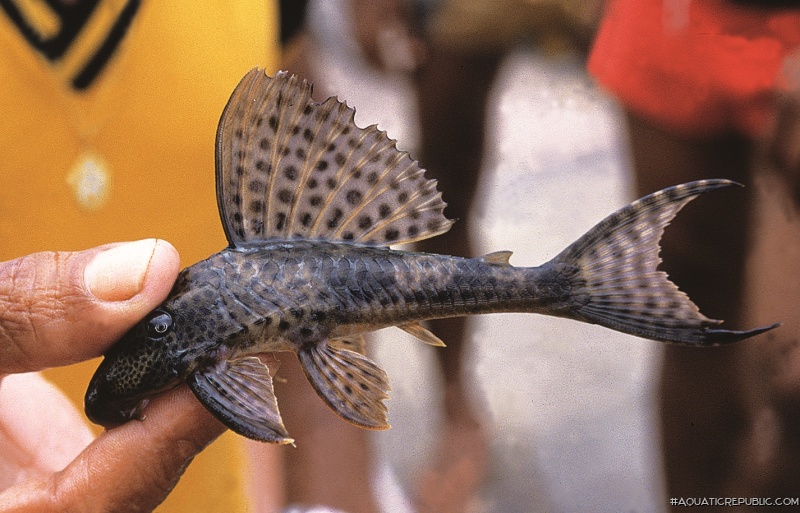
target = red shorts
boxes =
[588,0,800,137]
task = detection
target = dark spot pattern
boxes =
[385,228,400,242]
[346,190,363,205]
[248,180,266,193]
[219,70,453,247]
[278,189,292,204]
[249,200,265,214]
[327,208,343,229]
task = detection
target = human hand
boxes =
[0,239,227,513]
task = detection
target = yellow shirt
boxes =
[0,1,279,511]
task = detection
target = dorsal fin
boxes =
[215,68,454,247]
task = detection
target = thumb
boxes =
[0,239,180,374]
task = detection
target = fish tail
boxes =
[548,180,778,345]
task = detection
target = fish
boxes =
[84,68,779,444]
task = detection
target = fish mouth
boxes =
[84,381,148,427]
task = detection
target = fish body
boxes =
[210,241,573,342]
[85,69,778,443]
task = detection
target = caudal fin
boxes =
[550,179,779,345]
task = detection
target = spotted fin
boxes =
[328,334,368,355]
[215,68,453,247]
[551,179,779,345]
[187,356,293,444]
[399,322,446,347]
[298,342,391,429]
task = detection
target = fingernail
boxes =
[85,239,159,301]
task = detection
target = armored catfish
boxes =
[85,68,778,444]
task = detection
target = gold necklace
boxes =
[3,0,143,210]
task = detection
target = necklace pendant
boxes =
[67,151,112,211]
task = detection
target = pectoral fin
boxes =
[298,343,391,430]
[188,356,293,444]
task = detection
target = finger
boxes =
[0,373,93,489]
[2,387,226,513]
[0,239,180,374]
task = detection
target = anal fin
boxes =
[398,322,446,347]
[188,356,293,444]
[298,343,391,430]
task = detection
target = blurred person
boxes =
[588,0,800,502]
[347,1,603,511]
[240,4,382,513]
[0,1,284,511]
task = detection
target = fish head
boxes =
[85,308,183,427]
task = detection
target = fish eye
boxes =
[147,311,173,338]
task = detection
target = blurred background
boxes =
[301,1,664,511]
